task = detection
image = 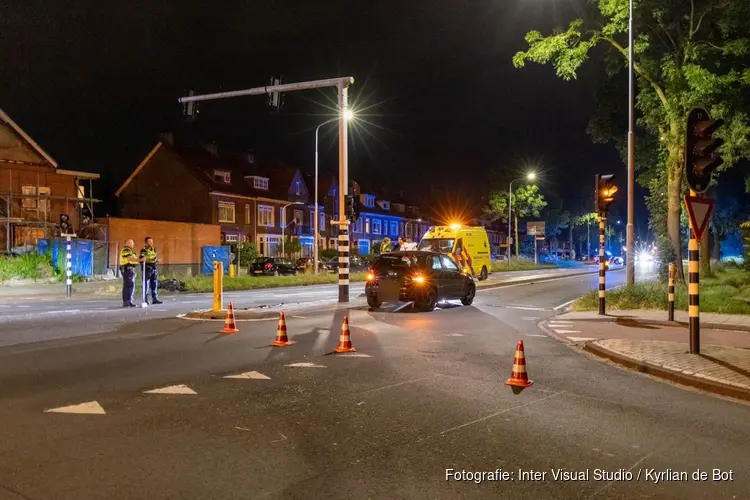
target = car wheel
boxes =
[417,288,438,312]
[479,266,488,281]
[461,283,476,306]
[367,296,382,309]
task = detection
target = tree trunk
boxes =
[569,224,573,260]
[700,228,711,277]
[667,140,685,284]
[713,228,721,263]
[514,215,519,258]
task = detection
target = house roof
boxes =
[116,141,304,201]
[0,108,58,168]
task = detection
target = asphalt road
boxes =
[0,263,747,499]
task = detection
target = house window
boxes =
[218,201,235,223]
[293,209,303,226]
[245,204,251,224]
[295,181,301,196]
[353,218,363,234]
[225,234,239,242]
[258,205,274,226]
[394,203,405,213]
[364,195,376,208]
[365,218,371,234]
[214,170,231,183]
[247,176,269,190]
[373,219,381,235]
[399,222,404,236]
[380,201,390,211]
[21,185,51,211]
[390,221,398,236]
[320,212,326,231]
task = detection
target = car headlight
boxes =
[413,275,425,285]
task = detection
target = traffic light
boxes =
[345,180,360,223]
[60,213,70,234]
[686,108,724,194]
[596,174,618,217]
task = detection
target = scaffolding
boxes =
[1,168,101,253]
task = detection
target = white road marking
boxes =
[359,377,431,395]
[521,316,540,321]
[291,315,306,319]
[568,337,598,342]
[553,299,578,310]
[334,353,372,357]
[271,432,288,443]
[44,401,106,415]
[285,362,326,368]
[553,329,582,334]
[143,384,197,395]
[446,333,465,337]
[548,321,574,326]
[526,334,547,337]
[223,371,271,380]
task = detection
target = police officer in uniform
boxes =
[120,239,139,307]
[139,236,162,305]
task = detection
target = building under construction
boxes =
[0,108,100,253]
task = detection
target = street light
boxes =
[508,172,536,268]
[626,0,635,285]
[314,111,354,274]
[281,201,305,258]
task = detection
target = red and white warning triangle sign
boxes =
[684,196,714,240]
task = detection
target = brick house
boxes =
[0,108,99,252]
[116,137,327,257]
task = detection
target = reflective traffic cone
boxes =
[505,340,533,388]
[220,302,239,334]
[333,316,357,353]
[271,312,294,347]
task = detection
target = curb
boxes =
[554,315,750,333]
[583,341,750,403]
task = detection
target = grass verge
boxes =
[571,263,750,315]
[0,253,57,282]
[491,258,557,273]
[165,272,369,294]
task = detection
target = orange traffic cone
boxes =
[333,316,357,353]
[271,312,295,347]
[505,340,533,388]
[221,302,239,334]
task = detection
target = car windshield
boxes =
[418,238,454,253]
[373,254,424,271]
[253,257,273,264]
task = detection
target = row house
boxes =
[0,108,99,252]
[116,136,329,258]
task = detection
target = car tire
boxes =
[479,266,488,281]
[367,296,382,309]
[417,288,438,312]
[461,283,476,306]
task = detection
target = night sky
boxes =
[1,0,647,230]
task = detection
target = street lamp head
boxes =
[344,109,354,121]
[527,172,536,181]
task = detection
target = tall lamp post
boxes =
[508,172,536,268]
[281,201,304,258]
[314,110,354,274]
[405,218,422,243]
[626,0,635,285]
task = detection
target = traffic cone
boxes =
[271,312,294,347]
[333,316,357,353]
[505,340,533,388]
[220,302,239,334]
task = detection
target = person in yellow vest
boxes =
[139,237,162,304]
[119,239,139,307]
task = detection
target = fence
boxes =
[37,238,94,277]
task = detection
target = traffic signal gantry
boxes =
[683,108,722,354]
[594,174,618,315]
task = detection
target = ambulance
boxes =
[418,224,492,280]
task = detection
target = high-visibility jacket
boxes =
[140,246,157,266]
[120,247,137,267]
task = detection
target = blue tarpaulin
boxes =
[201,246,230,275]
[37,238,94,277]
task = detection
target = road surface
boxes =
[0,263,747,499]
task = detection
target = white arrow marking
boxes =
[285,362,326,368]
[223,371,271,380]
[568,337,598,342]
[144,384,197,395]
[553,329,582,334]
[446,333,465,337]
[335,353,372,357]
[271,432,288,443]
[44,401,106,415]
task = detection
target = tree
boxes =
[238,243,259,269]
[573,212,599,258]
[513,0,750,282]
[486,185,547,257]
[545,208,571,254]
[282,235,302,259]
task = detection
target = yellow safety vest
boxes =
[120,247,136,266]
[140,246,157,265]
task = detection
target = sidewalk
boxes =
[543,310,750,401]
[0,280,117,301]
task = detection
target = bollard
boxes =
[688,204,700,354]
[598,217,606,315]
[213,261,224,312]
[141,260,148,307]
[229,262,236,279]
[65,235,72,297]
[667,263,675,321]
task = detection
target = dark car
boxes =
[325,255,366,274]
[296,257,326,273]
[249,257,297,276]
[365,251,476,312]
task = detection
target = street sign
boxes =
[684,196,714,240]
[527,221,545,236]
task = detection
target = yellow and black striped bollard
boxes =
[598,217,606,315]
[688,220,700,354]
[667,263,675,321]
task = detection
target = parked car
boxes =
[249,257,297,276]
[296,257,326,273]
[324,255,366,274]
[365,251,476,312]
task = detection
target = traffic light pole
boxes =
[625,0,635,286]
[598,217,606,315]
[688,191,700,354]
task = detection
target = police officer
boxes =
[120,239,139,307]
[139,236,162,305]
